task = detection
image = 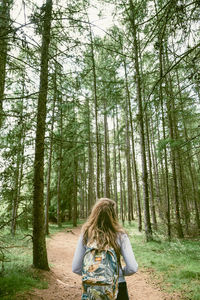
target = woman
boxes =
[72,198,138,299]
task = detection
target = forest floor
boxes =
[16,226,183,300]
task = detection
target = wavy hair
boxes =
[82,198,125,260]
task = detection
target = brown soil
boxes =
[16,227,183,300]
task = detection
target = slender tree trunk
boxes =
[124,60,140,225]
[72,98,78,226]
[175,134,190,233]
[153,0,171,239]
[116,107,124,223]
[11,126,25,234]
[103,97,110,198]
[123,168,127,221]
[80,166,85,219]
[129,0,152,241]
[73,156,78,227]
[164,48,184,238]
[33,0,52,270]
[88,22,100,199]
[45,73,56,235]
[0,0,11,127]
[160,62,171,238]
[124,106,133,223]
[57,97,63,228]
[149,115,162,217]
[87,97,94,212]
[166,102,184,238]
[113,115,118,214]
[100,137,104,197]
[83,153,87,218]
[11,81,25,235]
[11,148,21,234]
[107,129,112,197]
[145,112,157,230]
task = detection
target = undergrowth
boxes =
[0,222,73,299]
[1,220,199,299]
[125,222,200,300]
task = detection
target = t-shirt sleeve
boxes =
[119,233,138,276]
[72,234,86,275]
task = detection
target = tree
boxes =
[0,0,12,127]
[33,0,53,270]
[128,0,152,241]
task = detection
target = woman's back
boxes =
[72,198,138,300]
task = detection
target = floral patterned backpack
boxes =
[81,243,119,300]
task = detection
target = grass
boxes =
[0,221,73,299]
[125,222,200,300]
[0,221,83,299]
[1,220,199,299]
[0,227,48,299]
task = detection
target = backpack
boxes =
[81,243,119,300]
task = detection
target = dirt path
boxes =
[18,227,182,300]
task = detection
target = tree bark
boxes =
[73,156,78,227]
[11,91,25,235]
[154,0,171,239]
[116,107,124,223]
[88,22,100,199]
[124,60,142,230]
[125,101,133,223]
[45,71,56,235]
[113,115,118,215]
[57,97,63,228]
[164,48,184,238]
[103,97,110,198]
[129,0,152,241]
[33,0,52,270]
[87,97,94,212]
[0,0,11,127]
[145,112,157,230]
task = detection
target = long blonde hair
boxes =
[82,198,125,260]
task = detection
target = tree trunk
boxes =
[145,112,157,230]
[87,97,94,212]
[125,61,142,229]
[154,0,171,239]
[0,0,11,127]
[11,76,25,235]
[116,107,124,223]
[88,22,100,199]
[57,97,63,228]
[33,0,52,270]
[11,104,25,235]
[45,71,56,235]
[123,168,127,221]
[164,48,184,238]
[100,138,104,197]
[129,0,152,241]
[149,115,162,219]
[73,156,78,227]
[125,103,133,223]
[72,97,78,226]
[113,115,118,215]
[103,97,110,198]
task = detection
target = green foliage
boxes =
[0,223,82,298]
[0,228,47,299]
[125,222,200,300]
[157,138,183,152]
[0,272,47,300]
